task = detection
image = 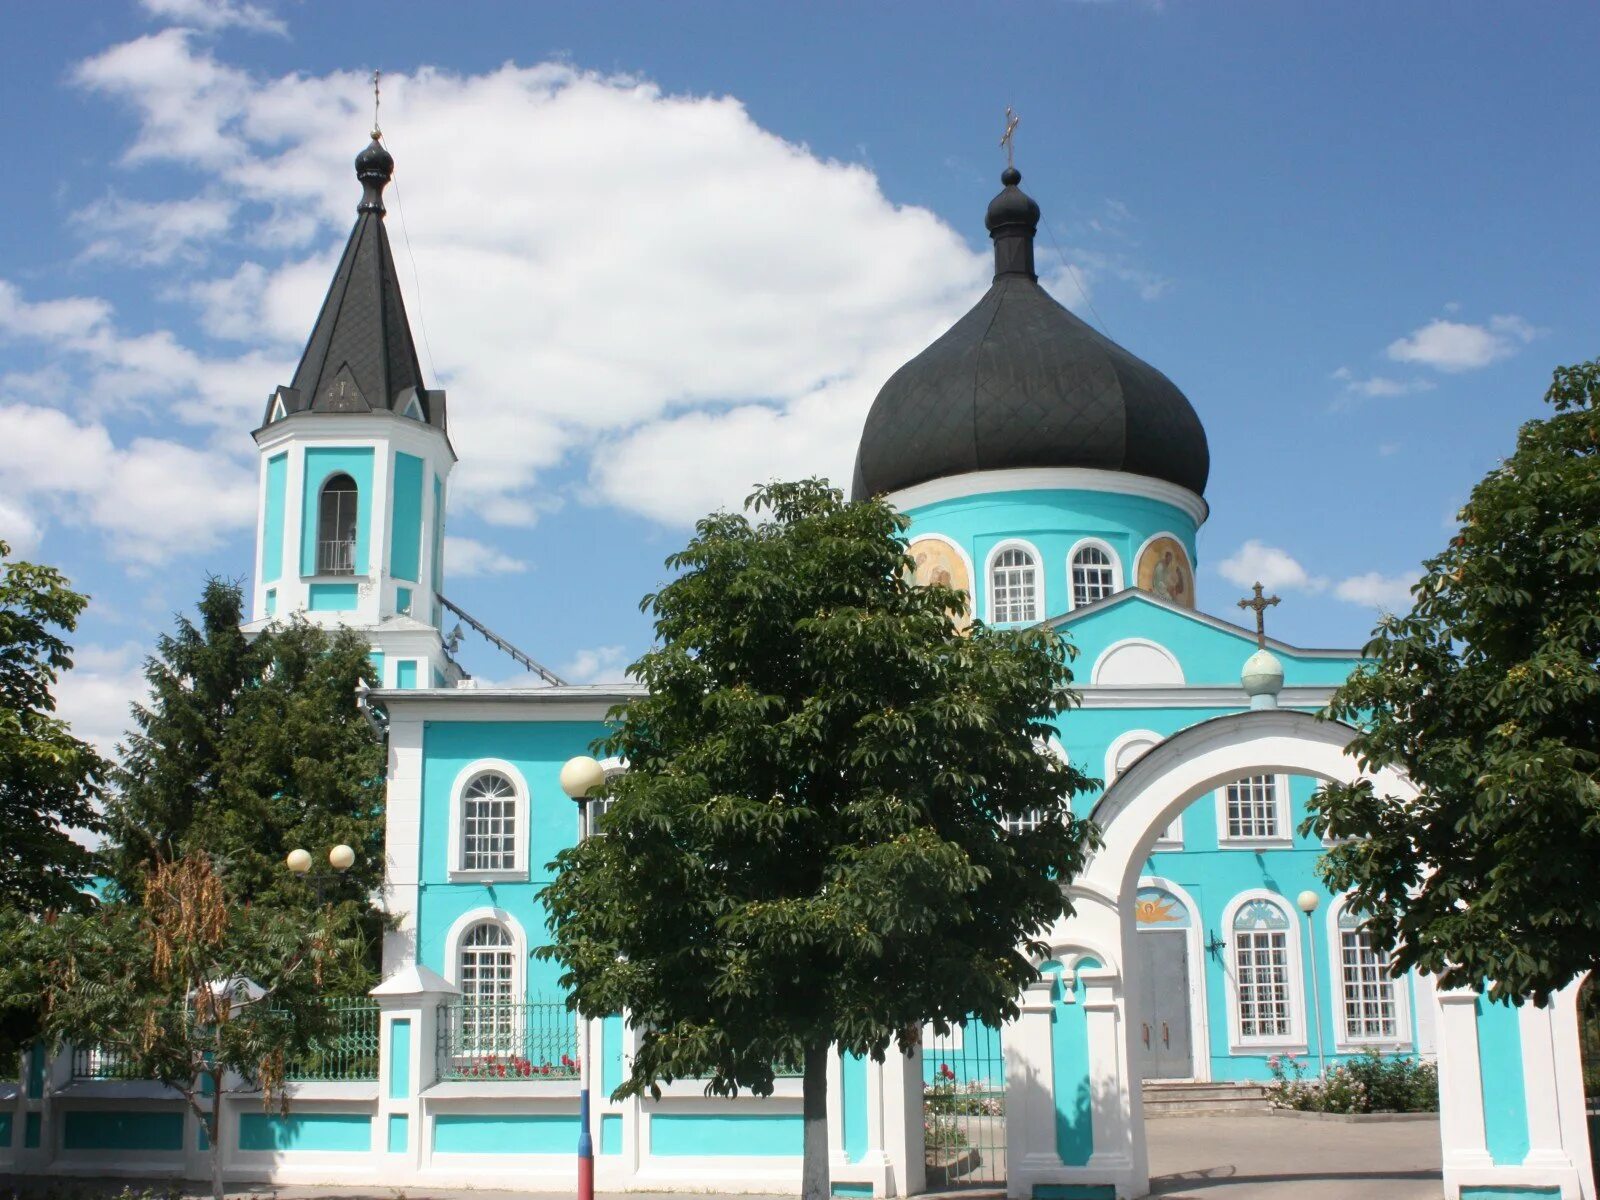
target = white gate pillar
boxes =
[1004,975,1057,1195]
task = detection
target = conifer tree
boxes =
[539,480,1099,1200]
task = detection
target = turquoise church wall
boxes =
[300,446,374,576]
[261,451,287,584]
[390,451,425,584]
[901,487,1197,626]
[417,719,610,988]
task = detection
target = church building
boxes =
[9,132,1591,1200]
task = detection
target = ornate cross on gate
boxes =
[1237,581,1280,649]
[1000,107,1020,168]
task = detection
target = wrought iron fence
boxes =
[437,1000,579,1081]
[923,1021,1007,1187]
[285,997,381,1082]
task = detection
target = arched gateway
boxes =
[1001,707,1596,1200]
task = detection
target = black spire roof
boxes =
[258,134,448,435]
[850,168,1207,501]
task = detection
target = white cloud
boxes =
[444,535,528,578]
[1331,367,1436,399]
[75,193,235,265]
[1386,314,1539,373]
[559,644,633,686]
[0,404,256,564]
[66,35,1006,530]
[0,496,43,557]
[1334,572,1418,613]
[1217,539,1328,594]
[50,640,150,760]
[141,0,286,37]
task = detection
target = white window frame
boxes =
[983,538,1043,625]
[1214,773,1293,849]
[1106,729,1182,848]
[1328,896,1412,1052]
[1066,537,1123,610]
[447,759,530,882]
[1221,890,1306,1053]
[443,907,527,1005]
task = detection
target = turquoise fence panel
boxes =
[387,1113,409,1153]
[1477,996,1530,1166]
[600,1113,622,1155]
[649,1112,803,1157]
[389,1017,412,1098]
[433,1113,580,1154]
[63,1111,184,1152]
[238,1113,371,1153]
[841,1050,868,1163]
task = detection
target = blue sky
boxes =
[3,0,1596,750]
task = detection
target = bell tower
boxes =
[246,131,460,690]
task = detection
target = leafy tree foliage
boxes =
[1308,360,1600,1003]
[538,480,1098,1199]
[0,539,105,913]
[43,854,363,1200]
[102,578,386,986]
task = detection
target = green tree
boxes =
[538,480,1098,1200]
[0,539,105,912]
[102,578,386,985]
[1308,360,1600,1003]
[43,854,362,1200]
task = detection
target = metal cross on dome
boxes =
[1000,106,1020,168]
[1237,581,1281,649]
[372,69,382,138]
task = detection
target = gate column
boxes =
[1004,974,1057,1194]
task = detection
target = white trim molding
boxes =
[982,537,1044,625]
[441,906,528,1003]
[884,466,1209,527]
[1066,537,1124,610]
[1220,888,1307,1055]
[445,758,530,883]
[1089,638,1185,687]
[1326,895,1413,1053]
[1214,772,1293,850]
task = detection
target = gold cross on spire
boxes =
[1237,582,1281,649]
[371,69,382,138]
[1000,107,1020,168]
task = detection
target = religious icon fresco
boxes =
[1134,887,1188,926]
[907,536,972,631]
[1136,536,1194,609]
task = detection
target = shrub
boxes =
[1265,1049,1437,1114]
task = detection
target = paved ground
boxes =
[0,1114,1447,1199]
[1145,1112,1443,1199]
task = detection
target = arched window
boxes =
[1231,899,1293,1041]
[990,547,1038,623]
[461,772,517,871]
[458,921,516,1007]
[316,473,359,575]
[1335,904,1401,1043]
[1070,544,1117,608]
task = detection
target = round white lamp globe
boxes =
[1296,890,1321,914]
[329,844,357,872]
[560,755,607,801]
[285,848,313,875]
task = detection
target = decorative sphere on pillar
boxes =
[285,848,313,875]
[1241,649,1285,710]
[329,844,357,872]
[1296,890,1321,914]
[561,755,606,802]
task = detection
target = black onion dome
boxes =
[355,134,394,214]
[851,168,1208,501]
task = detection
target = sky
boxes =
[2,0,1596,756]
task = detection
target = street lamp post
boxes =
[560,754,607,1200]
[285,843,358,903]
[1296,890,1326,1078]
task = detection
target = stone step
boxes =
[1141,1080,1271,1116]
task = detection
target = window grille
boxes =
[1234,928,1291,1038]
[461,772,517,871]
[1339,922,1398,1040]
[1071,545,1116,607]
[1000,810,1043,836]
[317,473,359,575]
[458,922,516,1046]
[990,548,1038,623]
[1225,775,1280,840]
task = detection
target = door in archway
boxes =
[1136,930,1193,1079]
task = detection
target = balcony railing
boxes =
[285,997,380,1082]
[72,1045,139,1081]
[317,538,357,575]
[437,1001,579,1081]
